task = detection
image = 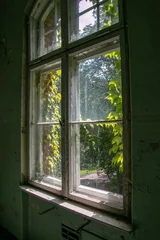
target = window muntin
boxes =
[30,61,62,189]
[28,0,129,216]
[69,0,119,42]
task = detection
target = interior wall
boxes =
[0,0,160,239]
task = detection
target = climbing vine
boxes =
[40,70,61,178]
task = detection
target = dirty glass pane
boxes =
[69,0,119,42]
[71,123,123,195]
[79,0,95,13]
[79,8,97,38]
[99,1,119,30]
[35,124,62,187]
[38,69,61,123]
[39,0,61,56]
[71,48,122,121]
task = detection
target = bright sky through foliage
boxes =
[79,0,93,12]
[79,0,95,32]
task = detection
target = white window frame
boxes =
[68,37,124,213]
[39,0,61,56]
[29,60,62,195]
[27,0,130,218]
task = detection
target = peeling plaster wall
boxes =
[0,0,160,240]
[0,0,27,239]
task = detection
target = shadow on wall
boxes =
[0,226,17,240]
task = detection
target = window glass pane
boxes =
[71,48,122,121]
[70,122,123,209]
[71,122,123,196]
[79,0,95,13]
[33,124,62,188]
[39,0,61,56]
[99,1,119,30]
[79,8,97,38]
[30,61,62,189]
[80,123,123,194]
[38,69,61,122]
[69,0,119,42]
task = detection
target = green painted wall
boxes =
[0,0,160,239]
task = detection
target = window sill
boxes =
[19,185,132,232]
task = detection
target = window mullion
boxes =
[61,0,69,198]
[29,71,37,179]
[69,57,79,193]
[61,54,69,197]
[61,0,68,49]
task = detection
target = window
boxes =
[28,0,130,217]
[69,0,119,41]
[30,0,61,59]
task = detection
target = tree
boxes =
[79,51,123,193]
[77,0,123,194]
[79,0,119,38]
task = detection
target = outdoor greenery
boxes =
[37,0,123,193]
[79,50,123,193]
[39,70,61,179]
[80,169,97,176]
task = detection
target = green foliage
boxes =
[103,0,119,27]
[80,169,97,176]
[40,70,61,178]
[106,50,123,172]
[79,49,123,193]
[39,0,123,193]
[80,123,117,179]
[79,0,119,38]
[79,55,116,120]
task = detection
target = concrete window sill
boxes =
[19,185,132,232]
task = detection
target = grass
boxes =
[80,169,97,176]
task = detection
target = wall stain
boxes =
[14,210,18,217]
[0,35,12,66]
[156,175,160,180]
[137,184,151,194]
[0,204,6,212]
[145,185,151,194]
[21,127,26,134]
[138,141,160,162]
[150,142,160,151]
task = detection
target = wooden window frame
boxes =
[27,0,130,218]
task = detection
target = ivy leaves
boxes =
[106,50,123,171]
[41,70,61,177]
